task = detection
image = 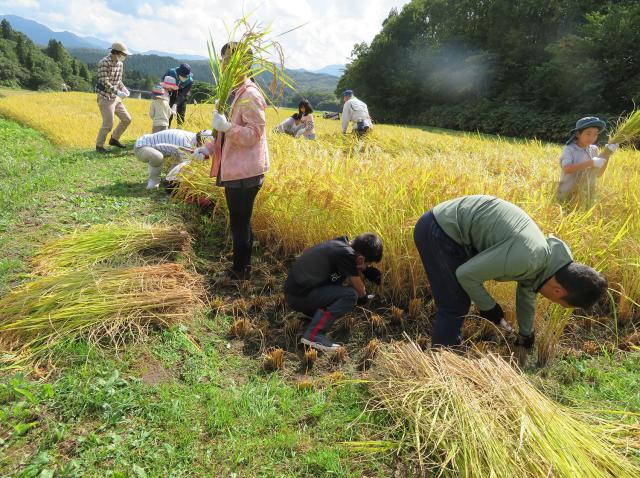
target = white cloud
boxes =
[137,3,153,16]
[0,0,410,70]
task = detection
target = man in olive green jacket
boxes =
[413,195,607,348]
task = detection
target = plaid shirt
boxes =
[95,55,124,101]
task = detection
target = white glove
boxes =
[166,161,190,181]
[171,104,177,115]
[592,157,606,168]
[499,318,513,333]
[212,112,233,133]
[192,146,209,161]
[116,90,127,98]
[122,86,130,97]
[606,143,618,152]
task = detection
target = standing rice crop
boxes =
[367,341,639,477]
[32,223,192,274]
[0,263,204,370]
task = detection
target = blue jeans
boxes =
[414,211,471,347]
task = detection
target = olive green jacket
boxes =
[432,195,572,335]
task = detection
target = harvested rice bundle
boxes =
[609,109,640,145]
[0,263,204,370]
[368,341,639,477]
[32,223,192,274]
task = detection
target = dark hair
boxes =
[554,262,608,309]
[298,100,313,115]
[351,233,383,263]
[221,42,253,59]
[111,49,123,55]
[291,112,302,121]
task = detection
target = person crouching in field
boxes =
[284,234,383,352]
[134,129,212,189]
[341,89,372,136]
[273,113,305,137]
[95,42,132,153]
[148,78,176,133]
[298,100,316,140]
[414,195,608,351]
[556,116,618,203]
[209,42,269,281]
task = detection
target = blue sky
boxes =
[0,0,411,69]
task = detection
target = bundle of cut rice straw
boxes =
[367,341,639,477]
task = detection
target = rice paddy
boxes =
[1,89,639,476]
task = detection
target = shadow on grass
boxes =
[91,180,149,197]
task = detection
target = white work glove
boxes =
[122,86,130,97]
[605,143,618,152]
[192,146,209,161]
[499,318,513,333]
[592,157,607,168]
[116,90,127,98]
[212,111,233,133]
[170,104,177,115]
[166,161,190,181]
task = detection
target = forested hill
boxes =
[70,48,341,111]
[0,19,92,91]
[337,0,640,141]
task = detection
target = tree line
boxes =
[0,19,92,91]
[336,0,640,141]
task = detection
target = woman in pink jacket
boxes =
[208,43,269,281]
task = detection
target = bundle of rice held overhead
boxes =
[368,341,639,477]
[32,223,192,274]
[0,264,204,370]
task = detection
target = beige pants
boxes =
[96,97,132,147]
[134,146,164,167]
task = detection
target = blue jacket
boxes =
[163,68,193,107]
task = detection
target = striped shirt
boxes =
[134,129,197,158]
[96,55,124,101]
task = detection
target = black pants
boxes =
[224,186,261,271]
[414,211,471,347]
[286,285,358,319]
[168,102,187,127]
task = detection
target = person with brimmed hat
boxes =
[94,42,132,153]
[163,63,193,127]
[557,116,619,203]
[341,89,372,135]
[149,82,171,133]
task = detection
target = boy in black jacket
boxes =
[284,233,383,352]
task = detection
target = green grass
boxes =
[1,116,638,477]
[0,117,393,477]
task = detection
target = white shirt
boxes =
[341,96,372,133]
[134,129,197,158]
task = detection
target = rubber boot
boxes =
[301,309,340,352]
[146,165,162,189]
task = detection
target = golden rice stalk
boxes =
[536,305,572,367]
[0,264,204,370]
[369,341,640,477]
[609,109,640,145]
[302,347,318,370]
[32,223,192,274]
[262,348,285,372]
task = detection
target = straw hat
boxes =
[110,42,130,55]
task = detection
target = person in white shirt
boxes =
[134,129,211,189]
[341,89,372,135]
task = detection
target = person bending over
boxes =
[413,195,608,350]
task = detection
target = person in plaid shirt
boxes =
[95,42,132,153]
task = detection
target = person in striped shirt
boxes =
[134,129,212,189]
[95,42,132,153]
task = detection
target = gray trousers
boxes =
[286,285,357,319]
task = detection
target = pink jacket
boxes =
[208,79,269,181]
